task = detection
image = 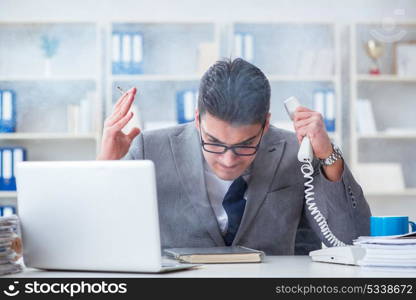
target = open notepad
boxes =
[163,246,265,264]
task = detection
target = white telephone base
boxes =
[309,246,366,265]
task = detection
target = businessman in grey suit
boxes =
[98,58,371,255]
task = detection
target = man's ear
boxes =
[195,109,200,130]
[263,113,271,134]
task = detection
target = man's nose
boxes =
[220,149,239,167]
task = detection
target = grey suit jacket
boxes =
[123,123,371,255]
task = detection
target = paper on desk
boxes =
[0,216,23,275]
[354,232,416,268]
[354,232,416,245]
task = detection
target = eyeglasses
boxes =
[198,118,265,156]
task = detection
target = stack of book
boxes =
[354,232,416,267]
[0,215,23,275]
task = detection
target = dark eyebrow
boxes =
[205,132,258,146]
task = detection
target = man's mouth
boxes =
[218,164,238,171]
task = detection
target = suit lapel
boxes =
[233,132,286,245]
[169,124,225,246]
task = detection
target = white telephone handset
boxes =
[284,97,313,162]
[284,96,346,247]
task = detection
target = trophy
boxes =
[365,39,384,75]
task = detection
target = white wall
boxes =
[1,0,415,22]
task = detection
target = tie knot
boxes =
[228,176,247,198]
[224,176,247,204]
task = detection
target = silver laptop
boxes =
[16,160,196,273]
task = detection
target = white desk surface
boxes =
[4,256,416,278]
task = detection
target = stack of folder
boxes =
[176,90,198,124]
[0,147,27,191]
[0,89,16,133]
[313,89,336,132]
[0,206,16,217]
[112,31,143,74]
[354,232,416,267]
[234,32,254,63]
[0,215,23,276]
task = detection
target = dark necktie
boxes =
[222,176,248,246]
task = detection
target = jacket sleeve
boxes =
[304,159,372,247]
[121,133,145,160]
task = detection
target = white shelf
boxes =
[0,76,97,82]
[351,22,416,207]
[267,75,336,82]
[111,74,202,81]
[112,75,337,83]
[356,75,416,82]
[358,132,416,139]
[0,192,17,199]
[0,133,99,140]
[365,189,416,197]
[112,75,337,82]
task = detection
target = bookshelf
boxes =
[105,21,342,137]
[0,21,343,208]
[350,22,416,199]
[229,22,342,147]
[105,22,220,129]
[0,21,104,204]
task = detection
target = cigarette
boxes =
[116,86,126,95]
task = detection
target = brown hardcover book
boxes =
[163,246,265,264]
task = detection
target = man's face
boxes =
[196,111,270,181]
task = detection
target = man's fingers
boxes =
[118,91,137,118]
[293,110,323,122]
[294,117,314,130]
[293,111,314,122]
[114,88,136,114]
[107,91,137,126]
[113,93,129,111]
[296,130,312,145]
[113,111,134,131]
[127,127,141,141]
[295,106,313,113]
[114,87,136,111]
